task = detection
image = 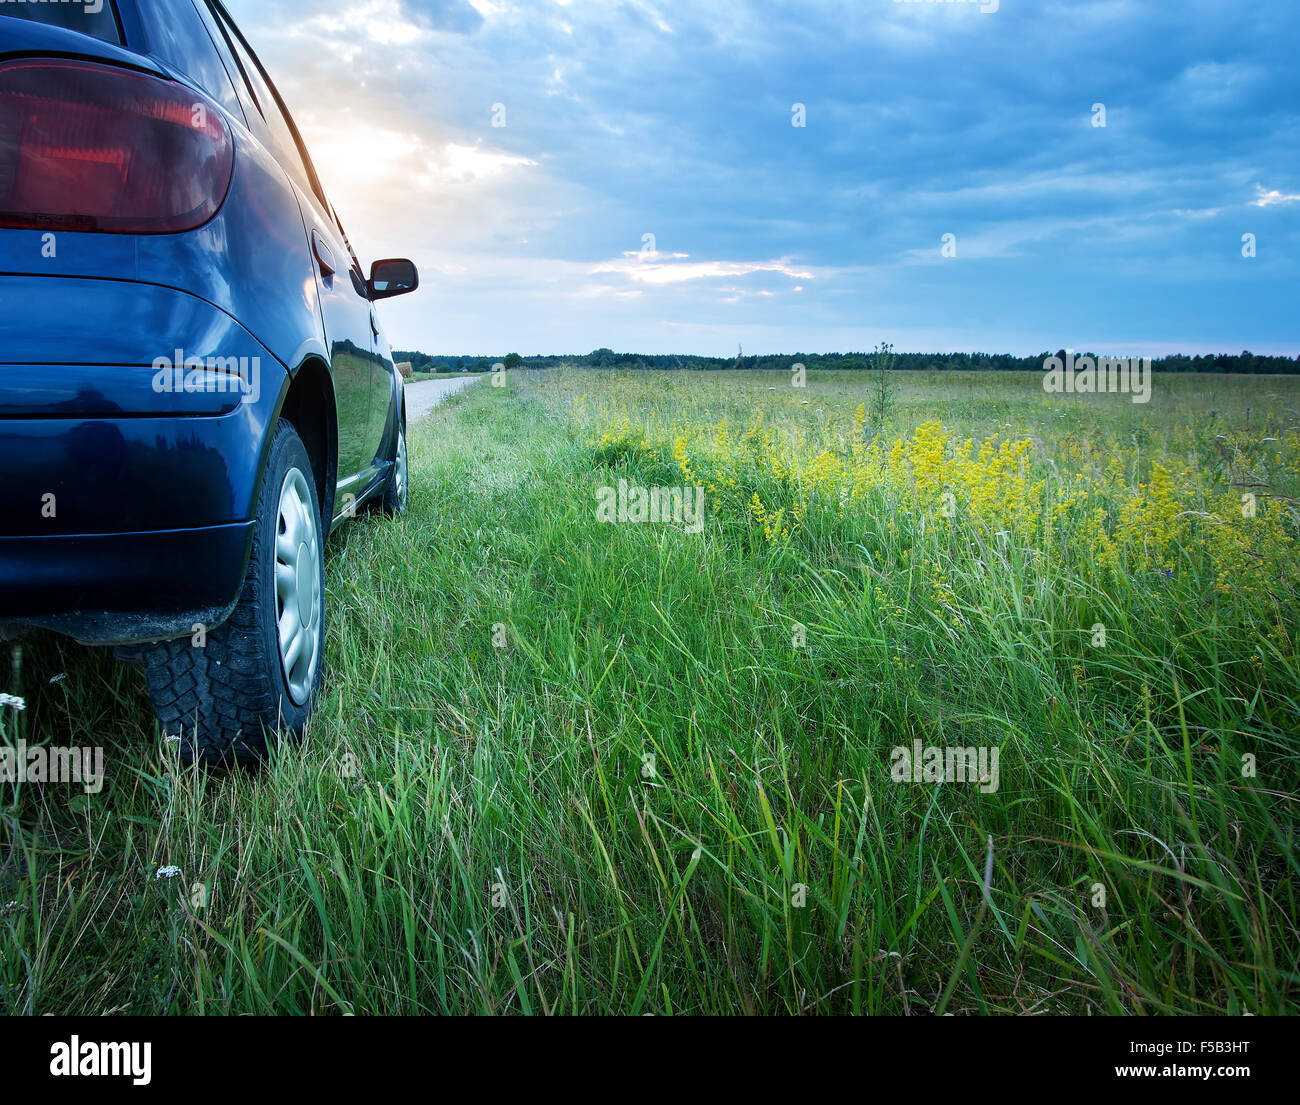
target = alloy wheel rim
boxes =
[395,424,407,504]
[274,467,321,706]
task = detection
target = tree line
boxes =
[392,348,1300,375]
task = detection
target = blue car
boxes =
[0,0,419,762]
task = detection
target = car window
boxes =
[0,0,123,44]
[135,0,243,123]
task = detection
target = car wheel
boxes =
[378,411,408,516]
[139,421,326,764]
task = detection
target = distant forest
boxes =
[394,348,1300,375]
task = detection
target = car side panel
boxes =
[185,0,377,492]
[298,193,379,495]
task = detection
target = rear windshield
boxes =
[0,1,123,45]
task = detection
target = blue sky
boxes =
[227,0,1300,357]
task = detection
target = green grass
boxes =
[1,368,1297,1014]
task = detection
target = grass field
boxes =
[2,367,1298,1015]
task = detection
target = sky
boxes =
[225,0,1300,358]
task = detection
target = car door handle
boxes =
[312,230,336,277]
[370,312,379,339]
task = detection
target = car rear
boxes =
[0,6,308,644]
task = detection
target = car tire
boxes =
[377,410,408,516]
[139,421,326,764]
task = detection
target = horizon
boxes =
[392,346,1300,363]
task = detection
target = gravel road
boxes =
[404,375,480,422]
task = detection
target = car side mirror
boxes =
[368,258,418,300]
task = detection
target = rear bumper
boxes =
[0,523,253,644]
[0,277,290,642]
[0,275,289,537]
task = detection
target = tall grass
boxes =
[1,368,1296,1014]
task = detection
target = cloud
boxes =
[224,0,1300,356]
[1252,183,1300,208]
[401,0,485,34]
[591,254,815,286]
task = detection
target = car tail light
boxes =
[0,59,233,234]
